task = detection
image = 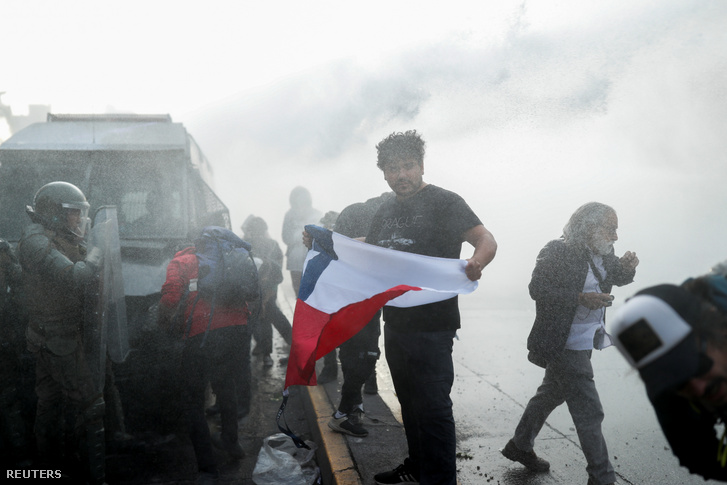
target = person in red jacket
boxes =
[159,232,251,483]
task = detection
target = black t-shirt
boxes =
[366,184,482,332]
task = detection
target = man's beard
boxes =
[592,239,613,256]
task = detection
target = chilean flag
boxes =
[284,224,479,389]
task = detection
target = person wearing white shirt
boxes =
[500,202,639,485]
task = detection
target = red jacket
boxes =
[160,247,249,338]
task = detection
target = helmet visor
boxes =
[61,201,90,238]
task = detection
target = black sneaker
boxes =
[500,439,550,472]
[328,413,368,437]
[374,462,419,484]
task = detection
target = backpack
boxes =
[182,226,260,346]
[195,226,260,306]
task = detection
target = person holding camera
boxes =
[500,202,639,485]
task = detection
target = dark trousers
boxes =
[513,349,615,485]
[181,325,248,472]
[337,312,380,414]
[32,342,98,462]
[236,325,252,415]
[385,326,456,485]
[252,293,292,355]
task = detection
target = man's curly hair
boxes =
[376,130,426,170]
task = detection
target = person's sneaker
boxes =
[374,463,419,484]
[328,413,368,437]
[211,432,244,459]
[500,439,550,472]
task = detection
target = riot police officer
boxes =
[0,238,31,467]
[17,181,105,484]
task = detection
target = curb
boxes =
[302,385,363,485]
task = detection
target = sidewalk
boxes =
[106,344,314,485]
[305,357,407,485]
[103,288,401,485]
[277,286,407,485]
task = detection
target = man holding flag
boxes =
[366,130,497,485]
[287,130,496,484]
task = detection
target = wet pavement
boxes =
[451,297,721,485]
[104,283,404,485]
[12,284,725,484]
[302,289,724,485]
[106,330,311,485]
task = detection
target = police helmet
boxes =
[29,181,90,238]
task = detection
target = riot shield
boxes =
[85,206,130,392]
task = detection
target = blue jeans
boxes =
[385,326,457,485]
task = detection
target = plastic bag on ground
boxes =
[252,433,320,485]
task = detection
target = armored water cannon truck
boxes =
[0,113,231,432]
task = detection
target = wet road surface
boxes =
[450,298,719,485]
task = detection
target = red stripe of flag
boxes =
[284,285,419,388]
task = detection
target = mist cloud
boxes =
[181,0,727,309]
[193,0,725,170]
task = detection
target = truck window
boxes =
[86,151,186,238]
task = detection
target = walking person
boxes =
[242,215,291,366]
[501,202,639,485]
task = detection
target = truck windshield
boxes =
[87,152,185,239]
[0,150,187,241]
